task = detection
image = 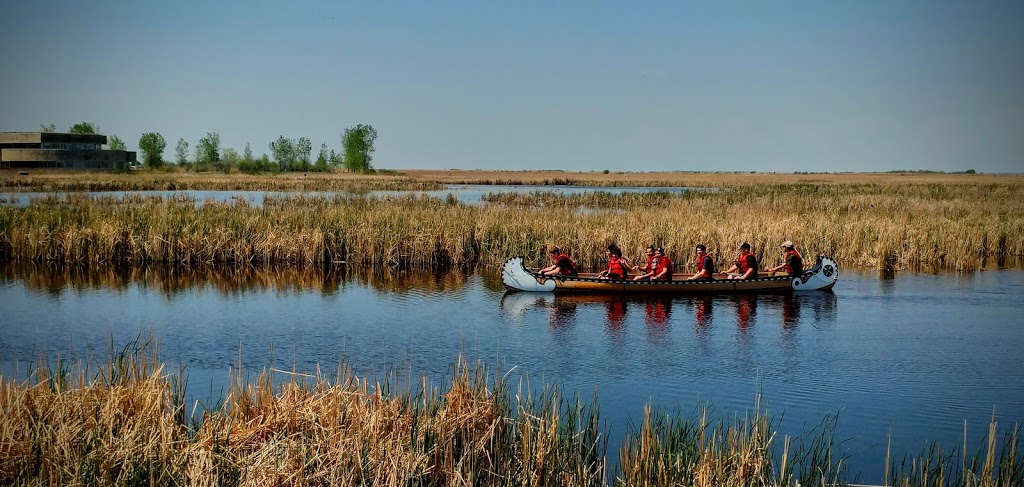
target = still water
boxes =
[1,263,1021,482]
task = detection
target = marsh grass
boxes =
[1,181,1022,271]
[3,346,1021,486]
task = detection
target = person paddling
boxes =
[633,246,658,281]
[598,245,631,280]
[540,247,578,276]
[686,244,716,281]
[766,240,803,276]
[724,242,758,280]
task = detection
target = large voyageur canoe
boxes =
[501,255,838,293]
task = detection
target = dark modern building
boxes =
[0,132,137,169]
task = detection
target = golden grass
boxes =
[2,347,1020,486]
[2,180,1022,271]
[0,168,442,192]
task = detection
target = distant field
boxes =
[401,169,1024,187]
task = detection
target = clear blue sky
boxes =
[2,1,1022,172]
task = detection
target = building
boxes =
[0,132,137,169]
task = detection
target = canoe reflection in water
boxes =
[500,292,838,334]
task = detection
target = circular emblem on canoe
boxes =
[823,264,834,277]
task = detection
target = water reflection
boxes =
[0,261,479,297]
[499,291,838,336]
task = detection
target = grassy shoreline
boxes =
[2,347,1019,486]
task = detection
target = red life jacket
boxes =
[655,256,673,281]
[607,256,627,278]
[554,253,578,275]
[643,255,655,273]
[737,253,756,274]
[785,249,803,275]
[697,254,713,271]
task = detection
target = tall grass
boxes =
[2,347,1021,486]
[1,181,1022,271]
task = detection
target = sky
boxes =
[1,1,1022,173]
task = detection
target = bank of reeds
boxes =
[0,170,442,192]
[1,182,1022,271]
[2,347,1021,486]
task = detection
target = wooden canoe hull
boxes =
[501,256,839,294]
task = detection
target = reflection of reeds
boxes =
[2,182,1021,270]
[3,346,1020,486]
[0,261,476,297]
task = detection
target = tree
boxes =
[220,148,239,173]
[315,143,330,171]
[196,132,221,165]
[341,124,377,173]
[329,149,342,167]
[269,136,296,171]
[69,122,100,134]
[175,138,189,165]
[108,134,127,151]
[40,123,57,133]
[296,137,313,171]
[138,132,167,168]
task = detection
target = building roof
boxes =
[0,132,107,145]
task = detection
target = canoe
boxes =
[501,255,838,293]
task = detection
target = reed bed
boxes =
[0,170,442,192]
[2,347,1020,486]
[1,181,1022,271]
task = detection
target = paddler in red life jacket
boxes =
[652,247,673,281]
[540,247,578,277]
[633,245,661,281]
[724,242,759,280]
[598,245,631,280]
[767,240,804,276]
[686,244,716,281]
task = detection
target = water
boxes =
[0,184,699,207]
[1,263,1021,483]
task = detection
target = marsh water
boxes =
[1,262,1022,482]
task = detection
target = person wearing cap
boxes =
[767,240,803,276]
[540,247,578,276]
[724,242,759,280]
[686,244,716,281]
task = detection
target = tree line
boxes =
[39,122,378,174]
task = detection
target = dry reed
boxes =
[1,180,1022,271]
[2,346,1020,486]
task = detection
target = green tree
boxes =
[341,124,377,173]
[175,138,189,165]
[196,132,221,165]
[40,123,57,133]
[108,134,127,151]
[69,122,100,134]
[138,132,167,168]
[220,148,239,173]
[269,136,296,171]
[315,143,330,171]
[297,137,313,171]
